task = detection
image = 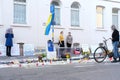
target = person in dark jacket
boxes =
[66,32,73,47]
[111,25,120,62]
[5,28,14,57]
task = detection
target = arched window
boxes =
[71,2,80,27]
[51,1,60,25]
[112,8,119,28]
[96,6,104,28]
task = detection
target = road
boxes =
[0,62,120,80]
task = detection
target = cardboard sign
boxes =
[11,44,20,56]
[24,44,34,56]
[34,47,46,55]
[81,44,90,52]
[0,44,6,56]
[46,47,56,59]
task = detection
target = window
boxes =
[112,8,119,28]
[96,6,104,28]
[0,9,1,25]
[71,2,80,27]
[51,1,60,25]
[0,2,2,25]
[14,0,26,24]
[14,0,26,3]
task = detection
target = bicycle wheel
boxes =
[93,47,107,63]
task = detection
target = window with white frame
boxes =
[71,2,80,27]
[51,1,60,25]
[0,2,2,25]
[14,0,26,24]
[0,9,1,25]
[96,6,104,28]
[112,8,119,28]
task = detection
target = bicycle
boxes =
[93,37,113,63]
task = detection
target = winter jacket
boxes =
[5,33,14,46]
[112,29,119,42]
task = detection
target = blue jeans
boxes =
[112,41,120,58]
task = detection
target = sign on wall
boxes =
[11,44,20,56]
[34,47,46,55]
[24,44,34,56]
[0,44,6,56]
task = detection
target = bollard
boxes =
[17,42,24,56]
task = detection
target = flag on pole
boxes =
[45,5,55,35]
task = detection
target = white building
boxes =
[0,0,120,48]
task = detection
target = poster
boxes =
[23,44,34,56]
[47,46,56,59]
[0,44,6,56]
[11,44,20,56]
[34,47,46,55]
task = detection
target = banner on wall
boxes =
[34,47,46,55]
[23,44,34,56]
[0,44,6,56]
[46,46,56,59]
[11,44,20,56]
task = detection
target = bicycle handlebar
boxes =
[103,37,111,42]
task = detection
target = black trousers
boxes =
[67,43,72,47]
[60,41,65,47]
[6,46,11,56]
[59,41,65,58]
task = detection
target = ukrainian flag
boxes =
[45,5,55,35]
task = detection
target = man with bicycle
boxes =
[111,25,120,62]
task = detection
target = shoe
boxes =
[7,55,11,57]
[118,57,120,62]
[111,58,117,63]
[111,60,117,63]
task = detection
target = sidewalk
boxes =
[0,56,38,64]
[0,56,112,68]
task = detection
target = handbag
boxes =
[73,48,81,55]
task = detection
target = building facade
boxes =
[0,0,120,47]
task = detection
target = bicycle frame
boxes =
[101,37,111,54]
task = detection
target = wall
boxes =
[0,0,120,47]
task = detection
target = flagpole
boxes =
[50,5,55,45]
[51,5,55,44]
[52,23,54,43]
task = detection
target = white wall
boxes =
[0,0,120,47]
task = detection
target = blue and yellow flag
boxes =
[45,5,55,35]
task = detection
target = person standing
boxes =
[59,31,65,47]
[5,28,14,57]
[66,32,73,47]
[59,31,65,58]
[111,25,120,62]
